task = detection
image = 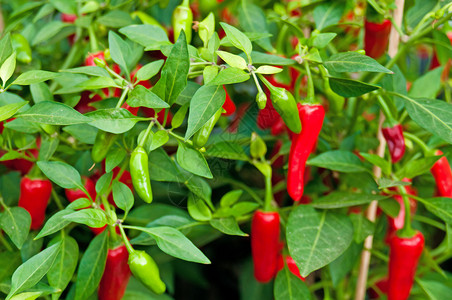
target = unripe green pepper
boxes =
[193,108,222,148]
[130,145,153,203]
[92,131,117,163]
[11,33,32,64]
[250,132,267,159]
[269,87,301,134]
[128,250,166,295]
[172,0,193,43]
[256,91,267,109]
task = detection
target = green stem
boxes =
[376,94,395,124]
[0,231,13,252]
[303,60,315,104]
[138,121,154,148]
[167,130,193,146]
[412,214,446,231]
[403,132,431,155]
[88,24,98,52]
[118,223,134,254]
[251,70,264,94]
[51,189,64,210]
[219,177,264,205]
[116,87,130,108]
[397,185,415,238]
[264,170,273,212]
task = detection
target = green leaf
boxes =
[329,242,362,287]
[146,130,169,152]
[62,124,98,144]
[349,213,374,243]
[32,21,70,45]
[287,206,353,277]
[105,147,127,173]
[112,181,134,215]
[63,209,108,228]
[0,52,16,85]
[0,207,30,249]
[30,82,53,103]
[324,52,393,73]
[74,231,108,300]
[237,1,273,52]
[408,67,443,99]
[401,97,452,144]
[255,65,283,75]
[61,66,110,78]
[248,51,295,65]
[177,142,213,179]
[396,156,440,179]
[95,172,113,196]
[0,101,28,122]
[310,32,337,49]
[148,148,183,182]
[119,25,170,51]
[185,85,225,140]
[418,278,452,300]
[0,251,21,283]
[97,10,133,28]
[220,190,243,207]
[220,23,252,56]
[209,217,248,236]
[37,161,83,189]
[307,150,368,173]
[6,242,61,300]
[424,197,452,225]
[188,193,212,221]
[135,60,164,82]
[274,269,311,300]
[313,2,346,31]
[329,77,380,97]
[378,178,412,190]
[17,101,91,125]
[109,31,131,76]
[126,226,211,264]
[311,192,389,209]
[67,198,92,210]
[47,235,78,298]
[216,51,247,69]
[35,210,74,239]
[360,153,391,176]
[13,71,60,85]
[205,141,249,161]
[208,67,250,86]
[86,108,146,134]
[162,31,190,105]
[75,76,121,90]
[0,33,13,66]
[127,85,169,109]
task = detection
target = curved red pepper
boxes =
[387,231,424,300]
[222,86,236,116]
[382,124,405,163]
[18,177,52,230]
[287,104,325,201]
[431,150,452,197]
[251,210,280,283]
[98,244,131,300]
[364,19,391,59]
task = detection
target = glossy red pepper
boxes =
[18,177,52,230]
[222,86,236,116]
[85,51,105,67]
[382,124,405,163]
[65,176,97,202]
[98,244,131,300]
[431,150,452,197]
[251,210,280,283]
[276,255,305,281]
[287,104,325,201]
[364,19,391,59]
[387,231,424,300]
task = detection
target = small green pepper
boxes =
[269,87,301,133]
[11,33,32,64]
[130,145,153,203]
[128,250,166,295]
[172,0,193,43]
[91,131,117,163]
[193,108,222,148]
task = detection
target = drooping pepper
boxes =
[65,176,97,202]
[18,176,52,230]
[364,19,391,59]
[251,210,280,283]
[92,131,118,163]
[172,0,193,43]
[193,108,222,148]
[257,96,280,130]
[287,104,325,201]
[285,256,305,281]
[128,250,166,294]
[222,86,236,116]
[431,150,452,197]
[387,231,424,300]
[382,124,406,163]
[130,146,153,203]
[98,244,131,300]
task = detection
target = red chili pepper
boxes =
[382,124,406,163]
[98,244,131,300]
[61,13,77,23]
[285,256,305,281]
[65,176,96,202]
[222,86,236,116]
[0,135,40,175]
[364,19,391,59]
[85,51,105,67]
[287,104,325,201]
[251,210,280,283]
[228,103,251,133]
[257,95,280,130]
[431,150,452,197]
[387,231,424,300]
[18,176,52,230]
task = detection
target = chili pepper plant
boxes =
[0,0,451,299]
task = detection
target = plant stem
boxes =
[138,121,154,148]
[303,60,315,104]
[118,223,134,254]
[51,189,64,210]
[115,87,130,108]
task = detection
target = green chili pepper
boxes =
[11,33,32,64]
[91,131,117,163]
[172,0,193,43]
[193,108,222,148]
[130,145,153,203]
[269,87,301,133]
[128,250,166,295]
